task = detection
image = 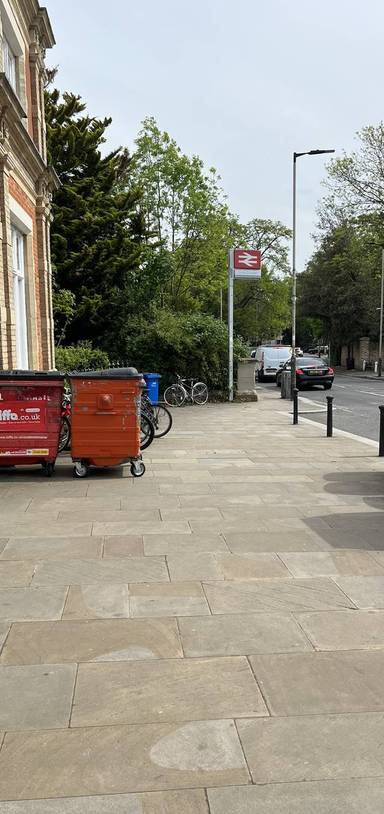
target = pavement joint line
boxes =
[233,716,254,784]
[68,661,79,729]
[246,654,272,717]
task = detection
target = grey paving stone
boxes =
[297,609,384,650]
[103,536,144,557]
[280,551,384,578]
[0,618,182,664]
[237,713,384,783]
[0,790,209,813]
[0,624,9,652]
[334,576,384,608]
[93,521,190,536]
[207,778,384,813]
[63,584,130,619]
[0,664,76,730]
[71,656,267,726]
[143,534,228,555]
[32,558,168,586]
[26,497,122,512]
[179,613,312,657]
[0,720,249,800]
[0,562,35,587]
[130,581,210,617]
[223,532,321,553]
[0,536,103,561]
[0,521,92,538]
[167,553,289,582]
[0,587,68,622]
[204,578,354,614]
[250,651,384,715]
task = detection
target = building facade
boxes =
[0,0,57,370]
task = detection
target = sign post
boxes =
[228,248,262,402]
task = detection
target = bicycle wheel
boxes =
[151,403,173,437]
[140,415,155,450]
[192,382,208,405]
[58,417,71,453]
[163,384,186,407]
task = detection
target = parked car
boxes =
[254,345,292,381]
[276,356,334,389]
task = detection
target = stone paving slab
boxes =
[0,587,68,622]
[0,664,76,730]
[0,619,183,664]
[237,712,384,783]
[280,551,384,578]
[167,552,290,581]
[250,651,384,715]
[0,789,209,813]
[32,558,169,586]
[0,522,92,538]
[297,610,384,650]
[333,576,384,608]
[207,778,384,813]
[0,536,103,561]
[223,531,323,553]
[143,533,229,555]
[129,582,210,618]
[204,578,354,614]
[71,656,267,726]
[63,585,130,620]
[0,720,249,800]
[103,536,144,557]
[0,562,35,587]
[92,520,190,537]
[178,612,313,657]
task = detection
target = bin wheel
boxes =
[42,462,55,478]
[130,461,146,478]
[73,461,90,479]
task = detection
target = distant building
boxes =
[0,0,58,370]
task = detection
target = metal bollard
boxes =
[293,388,299,425]
[379,405,384,456]
[326,395,334,437]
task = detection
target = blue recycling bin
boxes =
[143,373,161,404]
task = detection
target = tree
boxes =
[129,117,238,313]
[299,220,382,353]
[46,89,154,351]
[319,124,384,230]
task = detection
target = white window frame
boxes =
[11,226,28,369]
[2,34,16,91]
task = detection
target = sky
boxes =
[46,0,384,269]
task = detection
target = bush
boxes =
[121,311,248,392]
[55,341,110,373]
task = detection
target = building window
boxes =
[11,227,28,369]
[3,36,16,92]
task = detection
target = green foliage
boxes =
[129,117,240,313]
[46,89,148,348]
[299,220,382,347]
[55,342,110,373]
[52,288,76,346]
[121,310,248,391]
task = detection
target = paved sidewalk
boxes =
[0,391,383,811]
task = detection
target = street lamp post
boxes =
[379,249,384,377]
[291,149,335,396]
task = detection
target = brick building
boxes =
[0,0,57,370]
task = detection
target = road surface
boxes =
[259,373,384,442]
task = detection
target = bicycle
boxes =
[142,393,173,437]
[163,375,208,407]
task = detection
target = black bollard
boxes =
[293,387,299,425]
[379,406,384,457]
[326,395,334,437]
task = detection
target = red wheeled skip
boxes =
[0,371,64,477]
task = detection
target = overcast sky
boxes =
[46,0,383,268]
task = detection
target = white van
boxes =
[254,345,292,381]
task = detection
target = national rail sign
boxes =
[229,248,262,279]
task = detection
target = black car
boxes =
[276,356,334,389]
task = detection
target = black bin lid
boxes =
[69,367,141,379]
[0,370,65,381]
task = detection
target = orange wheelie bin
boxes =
[69,368,146,478]
[0,371,64,476]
